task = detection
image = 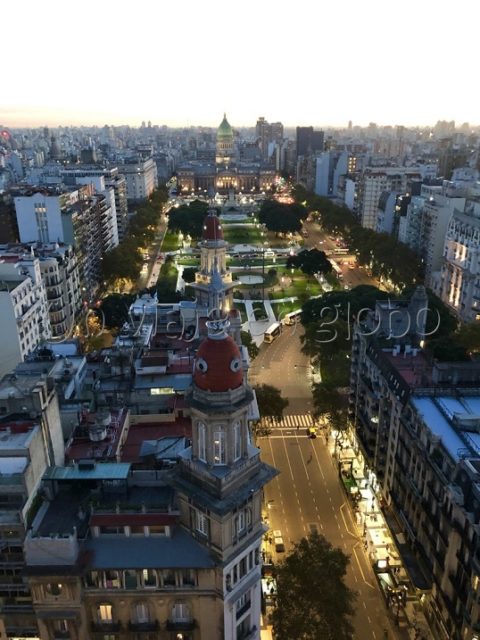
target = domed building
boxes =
[216,113,235,168]
[172,310,278,639]
[191,208,235,308]
[177,114,276,195]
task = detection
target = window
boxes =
[53,619,68,633]
[162,569,176,587]
[213,429,226,465]
[172,602,190,622]
[46,582,62,596]
[129,525,145,535]
[104,571,121,589]
[197,421,206,462]
[236,590,251,618]
[97,603,113,623]
[181,569,195,587]
[142,569,156,588]
[124,570,137,589]
[149,525,166,536]
[234,421,241,461]
[134,602,150,624]
[196,510,208,536]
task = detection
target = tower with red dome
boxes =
[172,312,278,639]
[191,209,235,309]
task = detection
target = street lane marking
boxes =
[340,503,359,539]
[352,545,375,589]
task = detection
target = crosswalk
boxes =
[257,414,314,429]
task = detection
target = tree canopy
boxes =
[292,186,423,290]
[100,293,137,329]
[254,383,289,420]
[102,186,168,285]
[258,199,306,233]
[287,248,332,277]
[272,531,356,640]
[168,199,212,238]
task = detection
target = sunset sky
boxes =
[2,0,478,129]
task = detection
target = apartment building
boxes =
[0,370,64,640]
[0,258,50,377]
[119,157,158,202]
[14,186,117,296]
[439,199,480,322]
[349,290,480,640]
[0,243,81,338]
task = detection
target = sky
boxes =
[1,0,479,129]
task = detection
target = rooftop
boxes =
[412,394,480,461]
[85,527,216,569]
[121,418,191,463]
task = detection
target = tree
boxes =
[168,199,211,238]
[258,199,306,234]
[181,267,197,283]
[287,248,332,277]
[241,331,259,360]
[101,293,136,329]
[254,383,289,423]
[272,531,356,640]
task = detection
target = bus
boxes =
[264,322,282,343]
[330,259,344,279]
[283,309,302,326]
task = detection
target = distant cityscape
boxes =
[0,112,479,640]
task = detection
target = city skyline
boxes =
[2,0,479,128]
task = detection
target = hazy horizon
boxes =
[2,0,479,129]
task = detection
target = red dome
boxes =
[202,214,224,241]
[193,336,243,392]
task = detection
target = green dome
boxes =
[217,113,233,139]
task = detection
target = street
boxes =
[251,328,397,640]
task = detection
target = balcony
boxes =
[53,631,70,639]
[166,618,196,632]
[236,600,252,620]
[128,620,159,632]
[91,621,122,632]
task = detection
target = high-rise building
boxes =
[296,126,324,158]
[0,368,64,640]
[118,157,158,201]
[0,256,50,376]
[349,292,480,640]
[439,199,480,322]
[13,185,118,296]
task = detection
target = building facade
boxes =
[349,291,480,640]
[439,200,480,322]
[119,158,158,202]
[0,258,50,376]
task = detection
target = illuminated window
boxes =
[213,429,226,465]
[46,582,62,596]
[142,569,157,588]
[97,603,113,623]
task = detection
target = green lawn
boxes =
[223,226,263,245]
[270,299,302,317]
[161,231,180,252]
[251,301,268,321]
[228,257,287,268]
[176,256,200,266]
[269,273,322,301]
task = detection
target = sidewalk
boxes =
[324,432,424,640]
